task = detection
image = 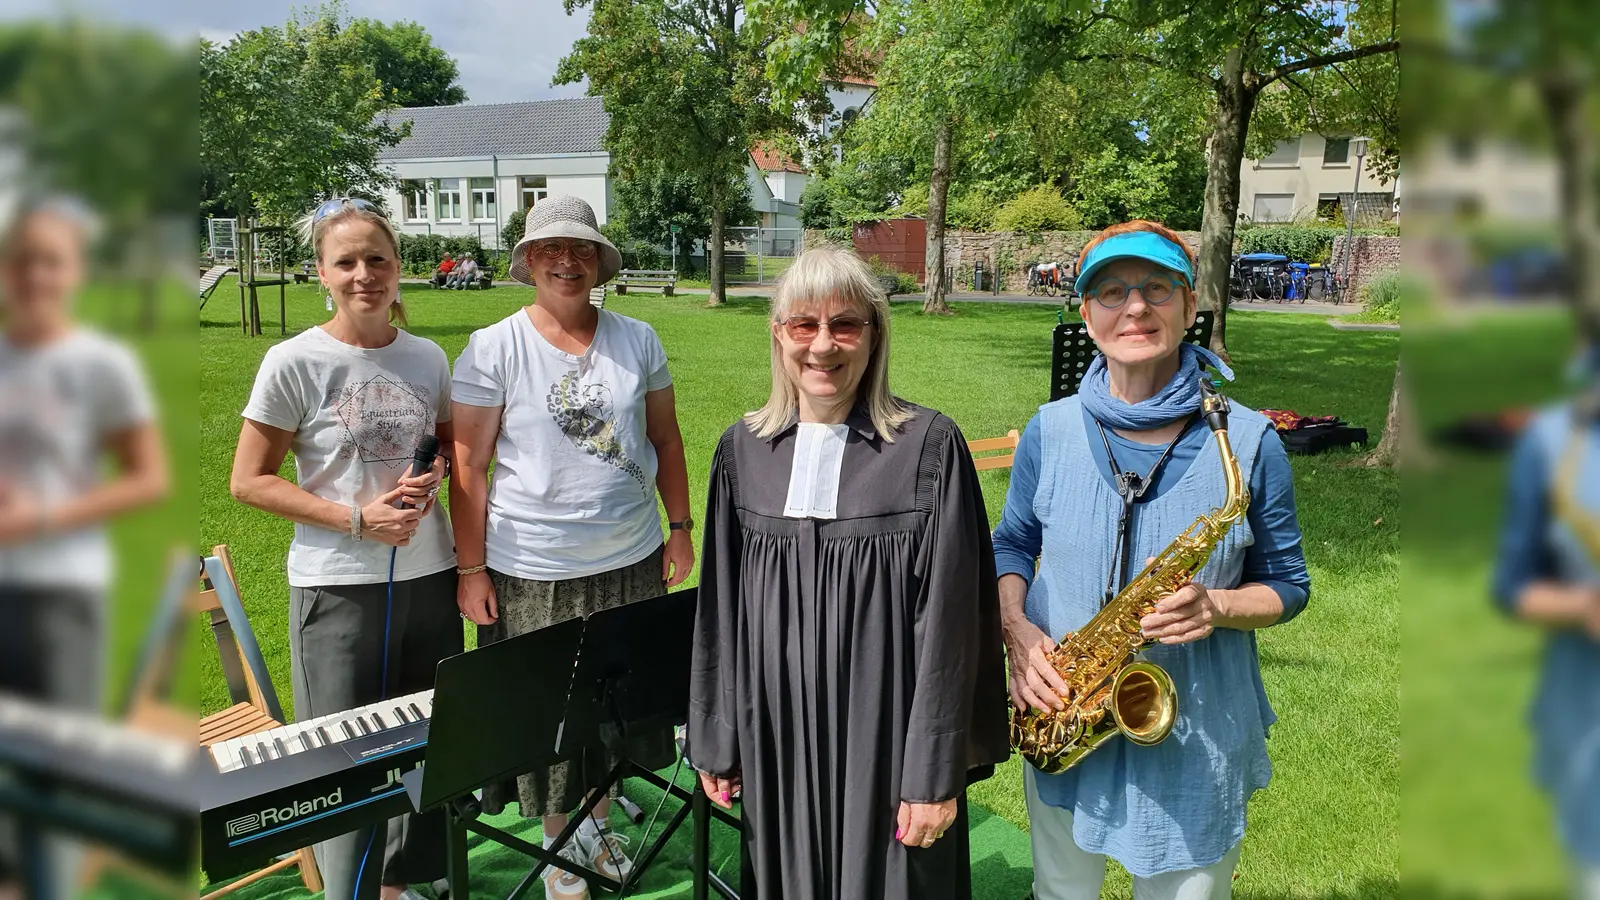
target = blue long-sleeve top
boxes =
[992,406,1310,622]
[1492,419,1561,609]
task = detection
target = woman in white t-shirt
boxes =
[451,196,694,900]
[0,196,169,899]
[230,198,461,900]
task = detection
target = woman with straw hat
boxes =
[449,196,694,900]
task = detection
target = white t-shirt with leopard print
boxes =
[243,326,457,588]
[451,309,671,581]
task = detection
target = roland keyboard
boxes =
[0,691,199,876]
[199,689,433,880]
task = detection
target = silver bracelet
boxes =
[350,504,363,541]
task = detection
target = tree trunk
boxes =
[1539,64,1600,342]
[708,180,726,307]
[923,118,954,315]
[1365,359,1402,468]
[1198,50,1256,361]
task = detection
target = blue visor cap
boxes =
[1077,231,1194,293]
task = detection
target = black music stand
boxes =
[552,587,742,900]
[1049,308,1215,401]
[405,591,741,900]
[401,616,618,900]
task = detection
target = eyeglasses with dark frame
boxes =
[1083,273,1184,310]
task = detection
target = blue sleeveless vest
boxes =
[1025,394,1276,877]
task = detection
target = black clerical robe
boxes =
[686,404,1009,900]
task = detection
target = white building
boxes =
[1404,136,1558,222]
[377,96,825,249]
[376,97,612,249]
[1238,133,1395,224]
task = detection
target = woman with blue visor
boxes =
[992,220,1311,898]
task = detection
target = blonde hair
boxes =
[745,245,912,442]
[296,199,408,327]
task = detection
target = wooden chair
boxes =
[198,264,235,310]
[196,545,322,898]
[967,429,1021,471]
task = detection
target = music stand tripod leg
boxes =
[446,797,473,900]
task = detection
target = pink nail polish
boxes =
[721,791,729,803]
[895,827,903,840]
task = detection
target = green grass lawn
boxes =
[200,278,1399,898]
[1402,307,1582,899]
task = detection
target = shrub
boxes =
[502,207,527,254]
[945,190,998,231]
[396,233,488,277]
[1236,225,1345,263]
[992,184,1082,233]
[1360,272,1402,320]
[599,222,668,271]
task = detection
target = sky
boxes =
[2,0,592,105]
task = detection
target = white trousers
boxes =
[1025,768,1242,900]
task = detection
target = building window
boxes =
[1260,138,1300,167]
[521,176,548,210]
[401,180,428,221]
[1251,193,1296,223]
[470,178,496,221]
[1316,194,1341,221]
[1323,137,1350,165]
[436,178,463,221]
[841,107,859,127]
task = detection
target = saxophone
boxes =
[1010,377,1252,774]
[1552,393,1600,560]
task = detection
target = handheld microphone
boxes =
[396,434,441,510]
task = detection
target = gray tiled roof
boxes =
[378,97,608,160]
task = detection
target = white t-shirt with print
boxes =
[452,309,670,581]
[242,327,456,588]
[0,329,156,589]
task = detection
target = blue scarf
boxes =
[1080,342,1236,430]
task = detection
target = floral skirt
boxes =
[477,546,676,818]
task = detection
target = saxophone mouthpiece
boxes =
[1199,375,1230,433]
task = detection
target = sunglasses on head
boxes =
[313,197,379,222]
[529,239,598,260]
[778,314,873,345]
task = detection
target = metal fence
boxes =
[721,227,804,284]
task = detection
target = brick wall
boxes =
[1329,235,1401,299]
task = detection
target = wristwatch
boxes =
[669,516,694,533]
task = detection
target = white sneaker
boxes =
[544,841,589,900]
[576,824,634,881]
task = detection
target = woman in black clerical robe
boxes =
[685,245,1010,900]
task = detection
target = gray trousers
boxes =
[0,586,105,898]
[290,567,463,900]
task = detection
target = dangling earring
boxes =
[324,291,333,312]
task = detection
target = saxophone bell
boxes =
[1109,661,1177,746]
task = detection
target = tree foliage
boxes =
[557,0,819,303]
[200,3,409,224]
[0,21,194,227]
[346,18,467,108]
[609,160,756,275]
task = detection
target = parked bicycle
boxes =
[1026,261,1064,297]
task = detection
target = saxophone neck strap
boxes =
[1096,414,1197,607]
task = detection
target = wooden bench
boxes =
[614,269,677,296]
[590,285,606,308]
[294,261,315,284]
[967,429,1021,471]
